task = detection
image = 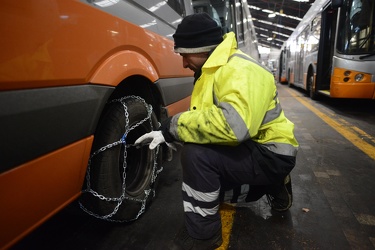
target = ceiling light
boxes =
[261,9,273,14]
[272,31,290,37]
[267,37,273,41]
[268,13,276,18]
[93,0,120,7]
[249,5,302,21]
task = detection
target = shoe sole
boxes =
[269,175,293,212]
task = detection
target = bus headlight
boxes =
[354,73,364,82]
[333,68,371,84]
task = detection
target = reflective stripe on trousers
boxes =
[180,143,271,239]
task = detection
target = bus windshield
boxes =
[337,0,375,55]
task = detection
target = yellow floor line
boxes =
[287,89,375,161]
[216,203,236,250]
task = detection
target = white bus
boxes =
[278,0,375,100]
[193,0,260,60]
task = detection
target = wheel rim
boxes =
[122,119,154,197]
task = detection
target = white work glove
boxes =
[134,131,165,150]
[135,130,180,151]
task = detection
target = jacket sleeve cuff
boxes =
[159,117,175,143]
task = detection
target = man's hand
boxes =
[134,131,165,150]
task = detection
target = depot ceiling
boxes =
[248,0,315,50]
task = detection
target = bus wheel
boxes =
[308,74,319,100]
[79,96,162,222]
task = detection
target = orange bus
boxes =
[0,1,194,248]
[0,0,259,249]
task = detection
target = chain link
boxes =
[79,95,163,222]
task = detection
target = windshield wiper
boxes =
[359,52,375,59]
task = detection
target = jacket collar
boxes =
[203,32,237,69]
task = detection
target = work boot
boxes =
[266,175,293,211]
[171,227,222,250]
[245,185,268,202]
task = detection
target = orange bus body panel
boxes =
[0,1,192,248]
[289,72,295,84]
[90,51,159,86]
[0,1,190,91]
[330,68,375,98]
[280,76,287,83]
[166,96,192,116]
[0,137,93,250]
[330,81,375,98]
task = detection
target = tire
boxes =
[308,73,319,100]
[80,96,161,222]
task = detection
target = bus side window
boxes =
[309,16,321,52]
[193,0,221,27]
[212,0,232,34]
[167,0,186,16]
[235,0,245,44]
[193,0,233,34]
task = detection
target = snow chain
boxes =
[79,95,163,222]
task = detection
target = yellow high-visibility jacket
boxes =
[169,32,298,157]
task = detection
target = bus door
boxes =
[316,3,338,92]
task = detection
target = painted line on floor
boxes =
[287,89,375,161]
[217,203,236,250]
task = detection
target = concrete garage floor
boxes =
[12,84,375,250]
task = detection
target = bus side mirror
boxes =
[331,0,343,9]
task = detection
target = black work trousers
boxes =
[180,142,272,240]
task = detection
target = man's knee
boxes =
[181,143,206,167]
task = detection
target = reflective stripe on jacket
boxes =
[169,32,298,157]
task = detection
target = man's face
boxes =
[180,53,209,72]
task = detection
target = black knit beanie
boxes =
[173,13,223,53]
